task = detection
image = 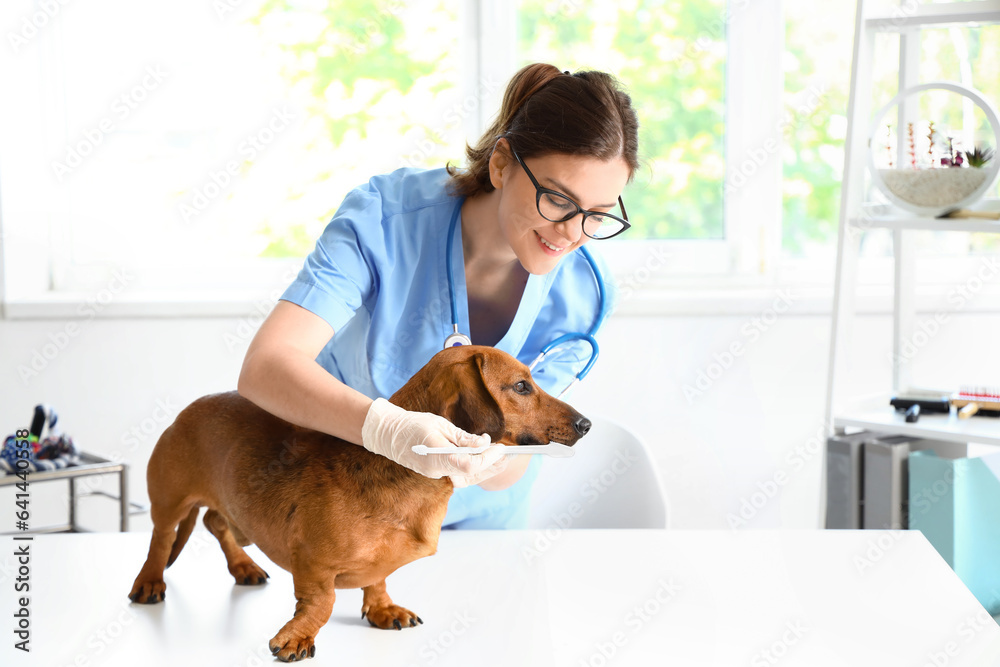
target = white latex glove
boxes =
[361,398,508,488]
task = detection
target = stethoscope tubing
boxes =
[445,197,605,397]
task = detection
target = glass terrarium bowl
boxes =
[867,82,1000,217]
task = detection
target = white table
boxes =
[3,529,999,666]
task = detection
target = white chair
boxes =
[527,415,669,529]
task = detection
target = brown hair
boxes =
[446,63,640,198]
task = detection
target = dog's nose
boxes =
[573,416,591,436]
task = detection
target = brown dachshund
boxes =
[128,345,590,661]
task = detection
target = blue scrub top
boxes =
[280,167,614,529]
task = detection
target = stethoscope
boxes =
[443,198,606,398]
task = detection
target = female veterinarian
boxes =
[238,63,639,529]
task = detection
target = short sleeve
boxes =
[279,184,386,332]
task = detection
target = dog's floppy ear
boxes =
[444,352,505,442]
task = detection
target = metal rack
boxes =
[0,452,141,534]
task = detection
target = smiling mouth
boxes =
[535,231,567,253]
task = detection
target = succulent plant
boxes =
[964,144,995,168]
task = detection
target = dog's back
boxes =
[147,391,452,573]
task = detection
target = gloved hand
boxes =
[361,398,509,488]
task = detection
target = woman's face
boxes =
[492,144,631,275]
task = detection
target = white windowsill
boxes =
[4,283,1000,320]
[1,291,279,320]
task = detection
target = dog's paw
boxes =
[128,579,166,604]
[362,603,423,630]
[230,560,270,586]
[269,632,316,662]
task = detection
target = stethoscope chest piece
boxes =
[444,328,473,349]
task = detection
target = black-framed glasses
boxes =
[508,144,631,240]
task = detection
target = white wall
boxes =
[1,306,997,533]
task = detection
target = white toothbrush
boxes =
[411,443,575,458]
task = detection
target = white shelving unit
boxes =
[825,1,1000,453]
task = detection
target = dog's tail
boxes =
[166,506,200,568]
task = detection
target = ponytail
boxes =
[447,63,639,198]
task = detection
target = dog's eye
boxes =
[514,380,531,395]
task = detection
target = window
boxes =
[2,0,468,302]
[516,0,727,241]
[2,1,996,315]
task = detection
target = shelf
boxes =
[849,215,1000,233]
[865,0,1000,32]
[835,406,1000,447]
[853,199,1000,232]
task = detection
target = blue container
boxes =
[909,450,1000,613]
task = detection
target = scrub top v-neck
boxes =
[447,200,553,358]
